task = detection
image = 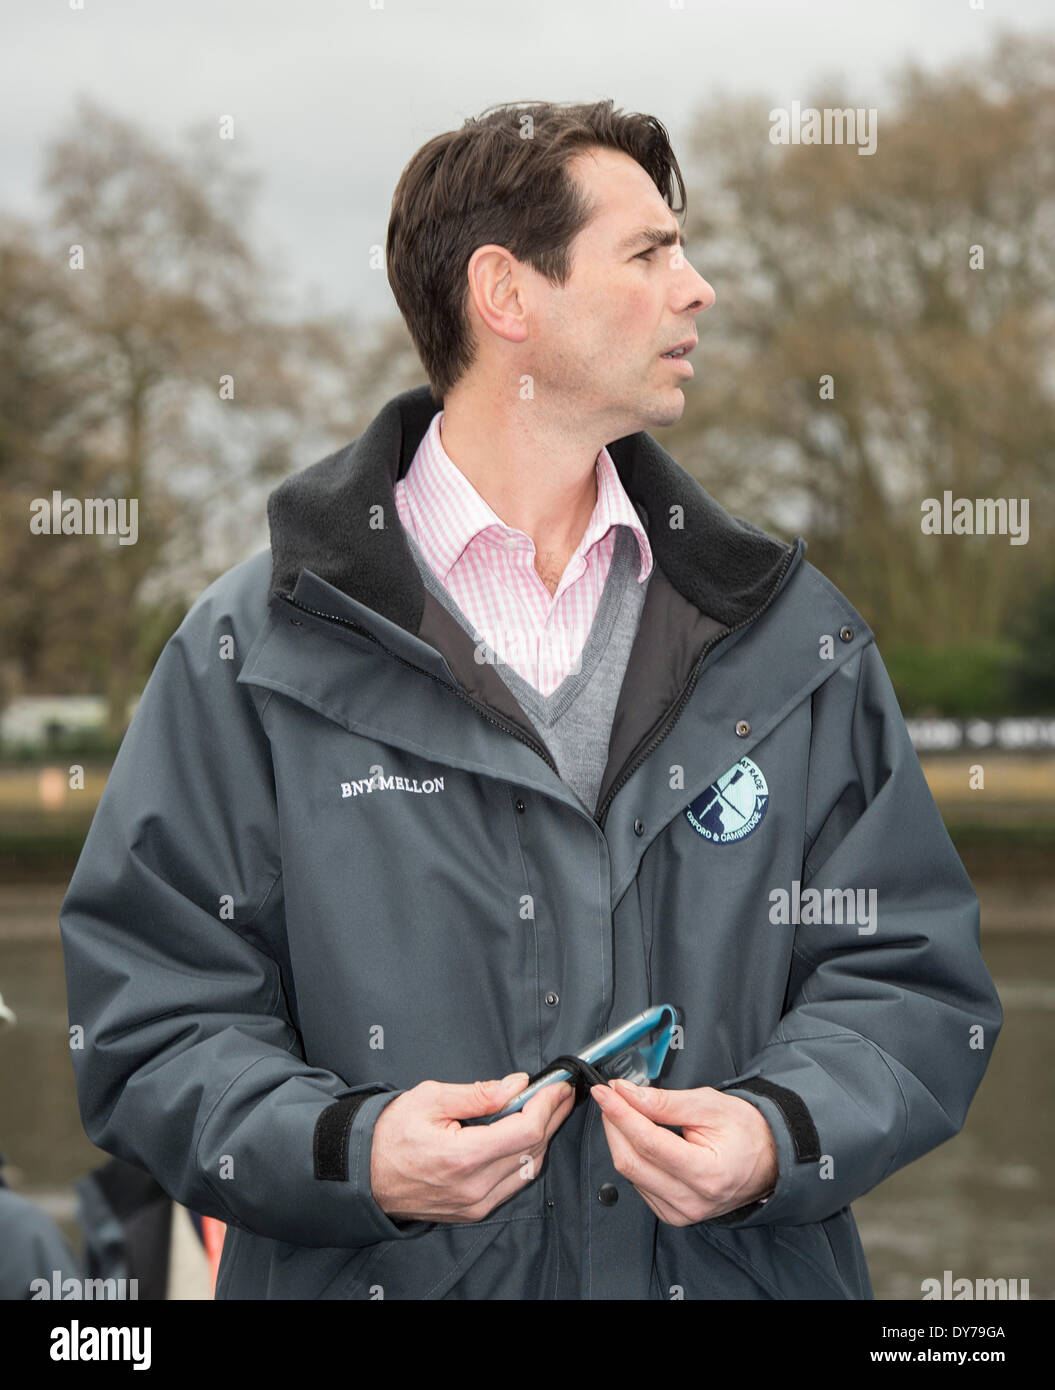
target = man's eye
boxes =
[636,248,657,260]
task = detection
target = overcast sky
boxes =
[3,0,1053,329]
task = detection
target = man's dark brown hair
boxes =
[386,99,687,404]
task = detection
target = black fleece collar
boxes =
[267,385,794,633]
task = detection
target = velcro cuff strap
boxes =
[728,1076,821,1163]
[314,1092,378,1182]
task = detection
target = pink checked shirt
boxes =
[394,411,653,697]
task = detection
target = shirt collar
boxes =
[400,410,654,585]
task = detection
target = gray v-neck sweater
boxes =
[401,521,650,816]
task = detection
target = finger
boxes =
[399,1149,543,1224]
[457,1078,574,1164]
[607,1080,726,1129]
[430,1073,531,1120]
[597,1110,709,1224]
[522,1078,576,1129]
[591,1083,721,1199]
[477,1080,575,1157]
[591,1083,719,1180]
[455,1148,553,1221]
[544,1083,578,1135]
[599,1140,691,1226]
[454,1089,574,1216]
[484,1074,574,1135]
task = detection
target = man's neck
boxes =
[438,389,603,596]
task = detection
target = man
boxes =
[60,100,1001,1300]
[0,989,85,1299]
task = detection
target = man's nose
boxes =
[681,264,716,314]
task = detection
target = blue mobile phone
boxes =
[465,1004,681,1126]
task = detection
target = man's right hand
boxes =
[369,1072,575,1223]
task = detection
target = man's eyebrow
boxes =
[617,225,683,253]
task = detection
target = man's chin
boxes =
[595,385,687,440]
[639,388,687,430]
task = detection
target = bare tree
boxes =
[1,97,365,735]
[671,29,1054,649]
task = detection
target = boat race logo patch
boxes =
[685,757,769,843]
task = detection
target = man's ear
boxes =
[465,245,530,347]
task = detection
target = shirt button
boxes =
[597,1183,619,1206]
[544,992,559,1008]
[634,819,645,836]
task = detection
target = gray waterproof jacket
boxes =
[59,386,1002,1300]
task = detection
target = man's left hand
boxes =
[591,1080,779,1225]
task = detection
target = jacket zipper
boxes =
[274,591,563,780]
[594,541,800,829]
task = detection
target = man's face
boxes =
[527,145,715,436]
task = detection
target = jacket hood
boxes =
[266,385,796,634]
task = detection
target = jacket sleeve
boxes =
[59,558,417,1250]
[709,638,1003,1228]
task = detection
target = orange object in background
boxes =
[201,1216,226,1296]
[37,766,67,808]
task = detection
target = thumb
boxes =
[431,1072,529,1119]
[608,1080,724,1125]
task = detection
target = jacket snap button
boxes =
[515,798,526,813]
[735,719,750,737]
[597,1183,619,1206]
[289,617,303,627]
[840,625,854,642]
[544,992,559,1007]
[634,819,645,836]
